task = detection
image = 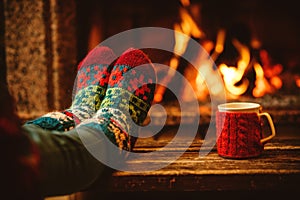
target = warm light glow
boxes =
[219,64,249,96]
[179,8,203,38]
[173,23,190,56]
[256,49,283,95]
[194,60,225,101]
[265,64,283,78]
[252,62,274,97]
[202,34,283,99]
[218,39,250,96]
[295,76,300,88]
[219,64,238,81]
[154,56,180,103]
[180,0,190,7]
[154,2,205,103]
[195,74,208,101]
[254,62,264,78]
[232,39,250,69]
[193,29,226,100]
[154,23,188,103]
[170,57,179,69]
[202,40,214,53]
[214,29,226,54]
[195,62,209,100]
[251,38,262,49]
[270,76,282,89]
[154,91,164,103]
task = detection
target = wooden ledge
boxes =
[72,127,300,200]
[106,137,300,192]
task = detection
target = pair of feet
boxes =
[26,46,156,151]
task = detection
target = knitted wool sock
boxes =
[26,46,116,131]
[78,48,156,151]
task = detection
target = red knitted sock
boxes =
[67,46,116,123]
[26,46,116,131]
[80,48,156,151]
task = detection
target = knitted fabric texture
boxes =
[80,48,156,151]
[216,111,264,159]
[25,111,75,131]
[26,46,116,131]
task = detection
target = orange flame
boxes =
[156,1,286,102]
[254,49,283,96]
[153,24,188,103]
[195,60,224,101]
[218,39,250,97]
[179,8,203,39]
[295,75,300,88]
[180,0,190,7]
[191,29,226,101]
[207,29,226,62]
[154,2,204,103]
[252,62,274,97]
[173,23,190,56]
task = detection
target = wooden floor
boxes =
[110,136,300,191]
[47,124,300,200]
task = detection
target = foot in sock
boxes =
[25,46,116,131]
[78,48,156,151]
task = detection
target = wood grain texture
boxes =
[86,136,300,193]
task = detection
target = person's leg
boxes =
[25,46,116,131]
[22,48,156,197]
[22,124,107,197]
[0,81,41,200]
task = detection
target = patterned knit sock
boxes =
[25,46,116,131]
[78,48,156,151]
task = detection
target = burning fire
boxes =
[252,62,273,97]
[154,0,288,102]
[218,38,250,97]
[296,76,300,88]
[251,49,283,97]
[259,49,283,90]
[215,34,283,98]
[154,0,204,103]
[217,40,284,98]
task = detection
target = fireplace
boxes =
[2,0,300,132]
[1,0,300,198]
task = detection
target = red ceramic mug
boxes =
[216,102,276,159]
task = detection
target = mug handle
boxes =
[258,112,276,143]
